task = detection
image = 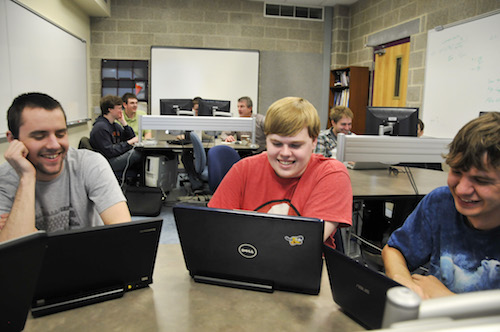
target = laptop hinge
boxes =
[194,275,274,293]
[31,286,124,318]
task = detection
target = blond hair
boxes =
[330,105,353,123]
[264,97,320,139]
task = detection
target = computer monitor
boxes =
[160,99,193,116]
[198,99,231,117]
[365,106,419,137]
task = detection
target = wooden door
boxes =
[372,41,410,106]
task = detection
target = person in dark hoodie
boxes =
[90,95,142,173]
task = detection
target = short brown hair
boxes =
[100,95,123,115]
[446,112,500,171]
[264,97,320,139]
[330,106,353,123]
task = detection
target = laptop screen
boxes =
[323,244,401,329]
[0,232,47,331]
[31,218,162,317]
[174,205,324,295]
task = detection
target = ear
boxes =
[6,131,16,142]
[312,137,318,151]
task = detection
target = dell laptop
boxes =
[173,205,324,295]
[0,232,47,332]
[31,218,163,317]
[323,244,401,329]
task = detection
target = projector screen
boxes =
[150,47,259,116]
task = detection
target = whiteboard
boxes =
[0,0,88,136]
[151,47,259,115]
[422,11,500,138]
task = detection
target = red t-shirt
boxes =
[208,153,352,248]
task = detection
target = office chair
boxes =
[189,131,209,183]
[207,145,240,193]
[78,136,93,150]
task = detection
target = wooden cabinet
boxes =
[101,59,148,102]
[329,66,369,134]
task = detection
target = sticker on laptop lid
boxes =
[284,235,304,246]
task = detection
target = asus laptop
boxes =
[323,244,402,329]
[173,205,324,295]
[0,232,47,332]
[31,218,163,317]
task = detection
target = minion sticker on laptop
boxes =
[284,235,304,246]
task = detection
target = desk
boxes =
[348,167,448,199]
[24,244,363,332]
[140,139,259,152]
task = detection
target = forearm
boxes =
[324,221,338,242]
[382,245,415,286]
[0,175,37,242]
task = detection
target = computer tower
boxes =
[145,155,177,192]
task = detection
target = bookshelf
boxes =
[329,66,369,134]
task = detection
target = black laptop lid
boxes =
[32,218,162,316]
[0,232,47,332]
[173,205,324,295]
[323,244,401,330]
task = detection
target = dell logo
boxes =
[238,244,257,259]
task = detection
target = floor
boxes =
[131,180,210,245]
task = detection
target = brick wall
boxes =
[90,0,325,108]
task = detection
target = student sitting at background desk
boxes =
[90,95,142,174]
[0,92,131,242]
[121,92,151,139]
[208,97,353,248]
[315,105,354,159]
[220,96,266,153]
[382,112,500,299]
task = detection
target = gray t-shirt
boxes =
[0,147,126,232]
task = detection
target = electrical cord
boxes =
[404,166,419,195]
[120,146,135,189]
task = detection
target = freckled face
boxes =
[266,127,317,179]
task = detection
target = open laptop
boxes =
[173,205,324,295]
[323,244,401,329]
[31,218,163,317]
[0,232,47,332]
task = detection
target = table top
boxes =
[138,139,259,151]
[24,244,364,332]
[348,166,448,199]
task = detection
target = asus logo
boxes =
[356,283,370,295]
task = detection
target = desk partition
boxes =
[138,115,256,144]
[336,134,453,164]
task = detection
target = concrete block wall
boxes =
[345,0,500,109]
[90,0,325,109]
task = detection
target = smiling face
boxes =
[331,116,352,136]
[123,97,138,118]
[17,107,69,181]
[447,156,500,230]
[266,127,317,179]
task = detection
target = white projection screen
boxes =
[150,47,259,116]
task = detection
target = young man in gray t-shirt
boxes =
[0,92,131,242]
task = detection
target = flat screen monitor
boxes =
[198,99,231,116]
[160,99,193,115]
[365,106,419,137]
